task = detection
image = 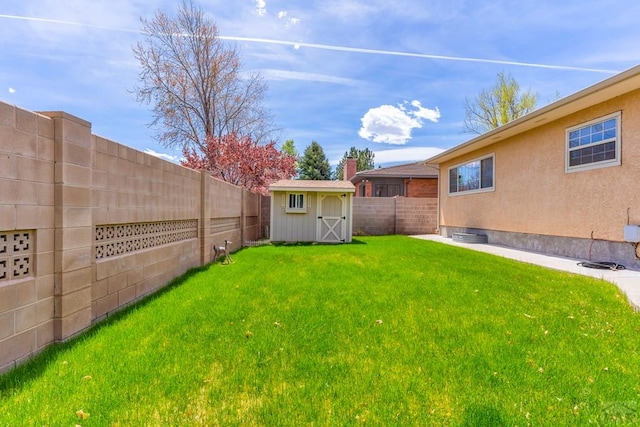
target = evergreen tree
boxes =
[298,141,332,180]
[334,147,375,180]
[281,139,298,158]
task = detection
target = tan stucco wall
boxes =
[439,89,640,242]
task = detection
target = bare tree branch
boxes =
[132,0,278,151]
[463,72,538,135]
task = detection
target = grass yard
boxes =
[1,235,639,426]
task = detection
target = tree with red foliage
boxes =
[182,134,297,195]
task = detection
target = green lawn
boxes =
[1,236,639,426]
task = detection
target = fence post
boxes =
[200,170,211,265]
[45,111,93,341]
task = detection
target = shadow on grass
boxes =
[459,404,507,427]
[270,238,368,246]
[0,264,211,396]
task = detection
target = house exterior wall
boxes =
[355,178,437,198]
[438,88,640,268]
[405,178,438,198]
[0,100,266,373]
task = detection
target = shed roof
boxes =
[269,179,355,193]
[427,63,640,164]
[350,161,438,184]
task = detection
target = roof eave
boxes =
[427,64,640,164]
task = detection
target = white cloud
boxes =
[374,147,445,164]
[144,149,182,164]
[410,100,441,122]
[277,10,300,26]
[358,101,440,145]
[8,87,16,94]
[255,0,267,16]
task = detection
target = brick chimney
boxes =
[344,156,357,181]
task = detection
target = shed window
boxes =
[448,154,494,195]
[286,192,306,213]
[566,111,621,172]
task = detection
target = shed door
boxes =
[317,194,346,243]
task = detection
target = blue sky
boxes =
[1,0,639,168]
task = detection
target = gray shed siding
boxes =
[270,191,319,241]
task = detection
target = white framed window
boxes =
[285,192,306,213]
[448,154,494,195]
[566,111,621,173]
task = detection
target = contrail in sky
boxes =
[0,13,621,75]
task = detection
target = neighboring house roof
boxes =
[427,64,640,164]
[269,179,355,193]
[350,161,439,184]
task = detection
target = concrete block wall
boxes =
[395,197,438,235]
[0,104,55,372]
[352,197,437,236]
[0,100,267,373]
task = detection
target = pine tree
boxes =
[334,147,375,180]
[298,141,332,180]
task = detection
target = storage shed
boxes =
[269,180,355,243]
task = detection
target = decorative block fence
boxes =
[0,102,265,373]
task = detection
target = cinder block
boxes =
[0,102,15,128]
[0,153,16,179]
[0,127,37,157]
[58,246,92,272]
[56,305,91,340]
[15,279,36,306]
[0,179,38,205]
[92,170,108,188]
[36,320,54,348]
[0,283,16,313]
[15,205,39,229]
[118,285,136,306]
[37,183,55,206]
[127,267,144,287]
[0,312,15,340]
[107,272,128,295]
[59,185,92,207]
[36,275,54,300]
[57,163,91,187]
[0,205,16,230]
[36,298,53,324]
[15,303,38,333]
[37,206,55,229]
[0,329,36,368]
[60,207,92,228]
[17,156,53,184]
[92,278,108,300]
[94,293,118,319]
[16,108,38,133]
[36,114,55,139]
[58,227,92,251]
[58,287,92,318]
[58,267,91,294]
